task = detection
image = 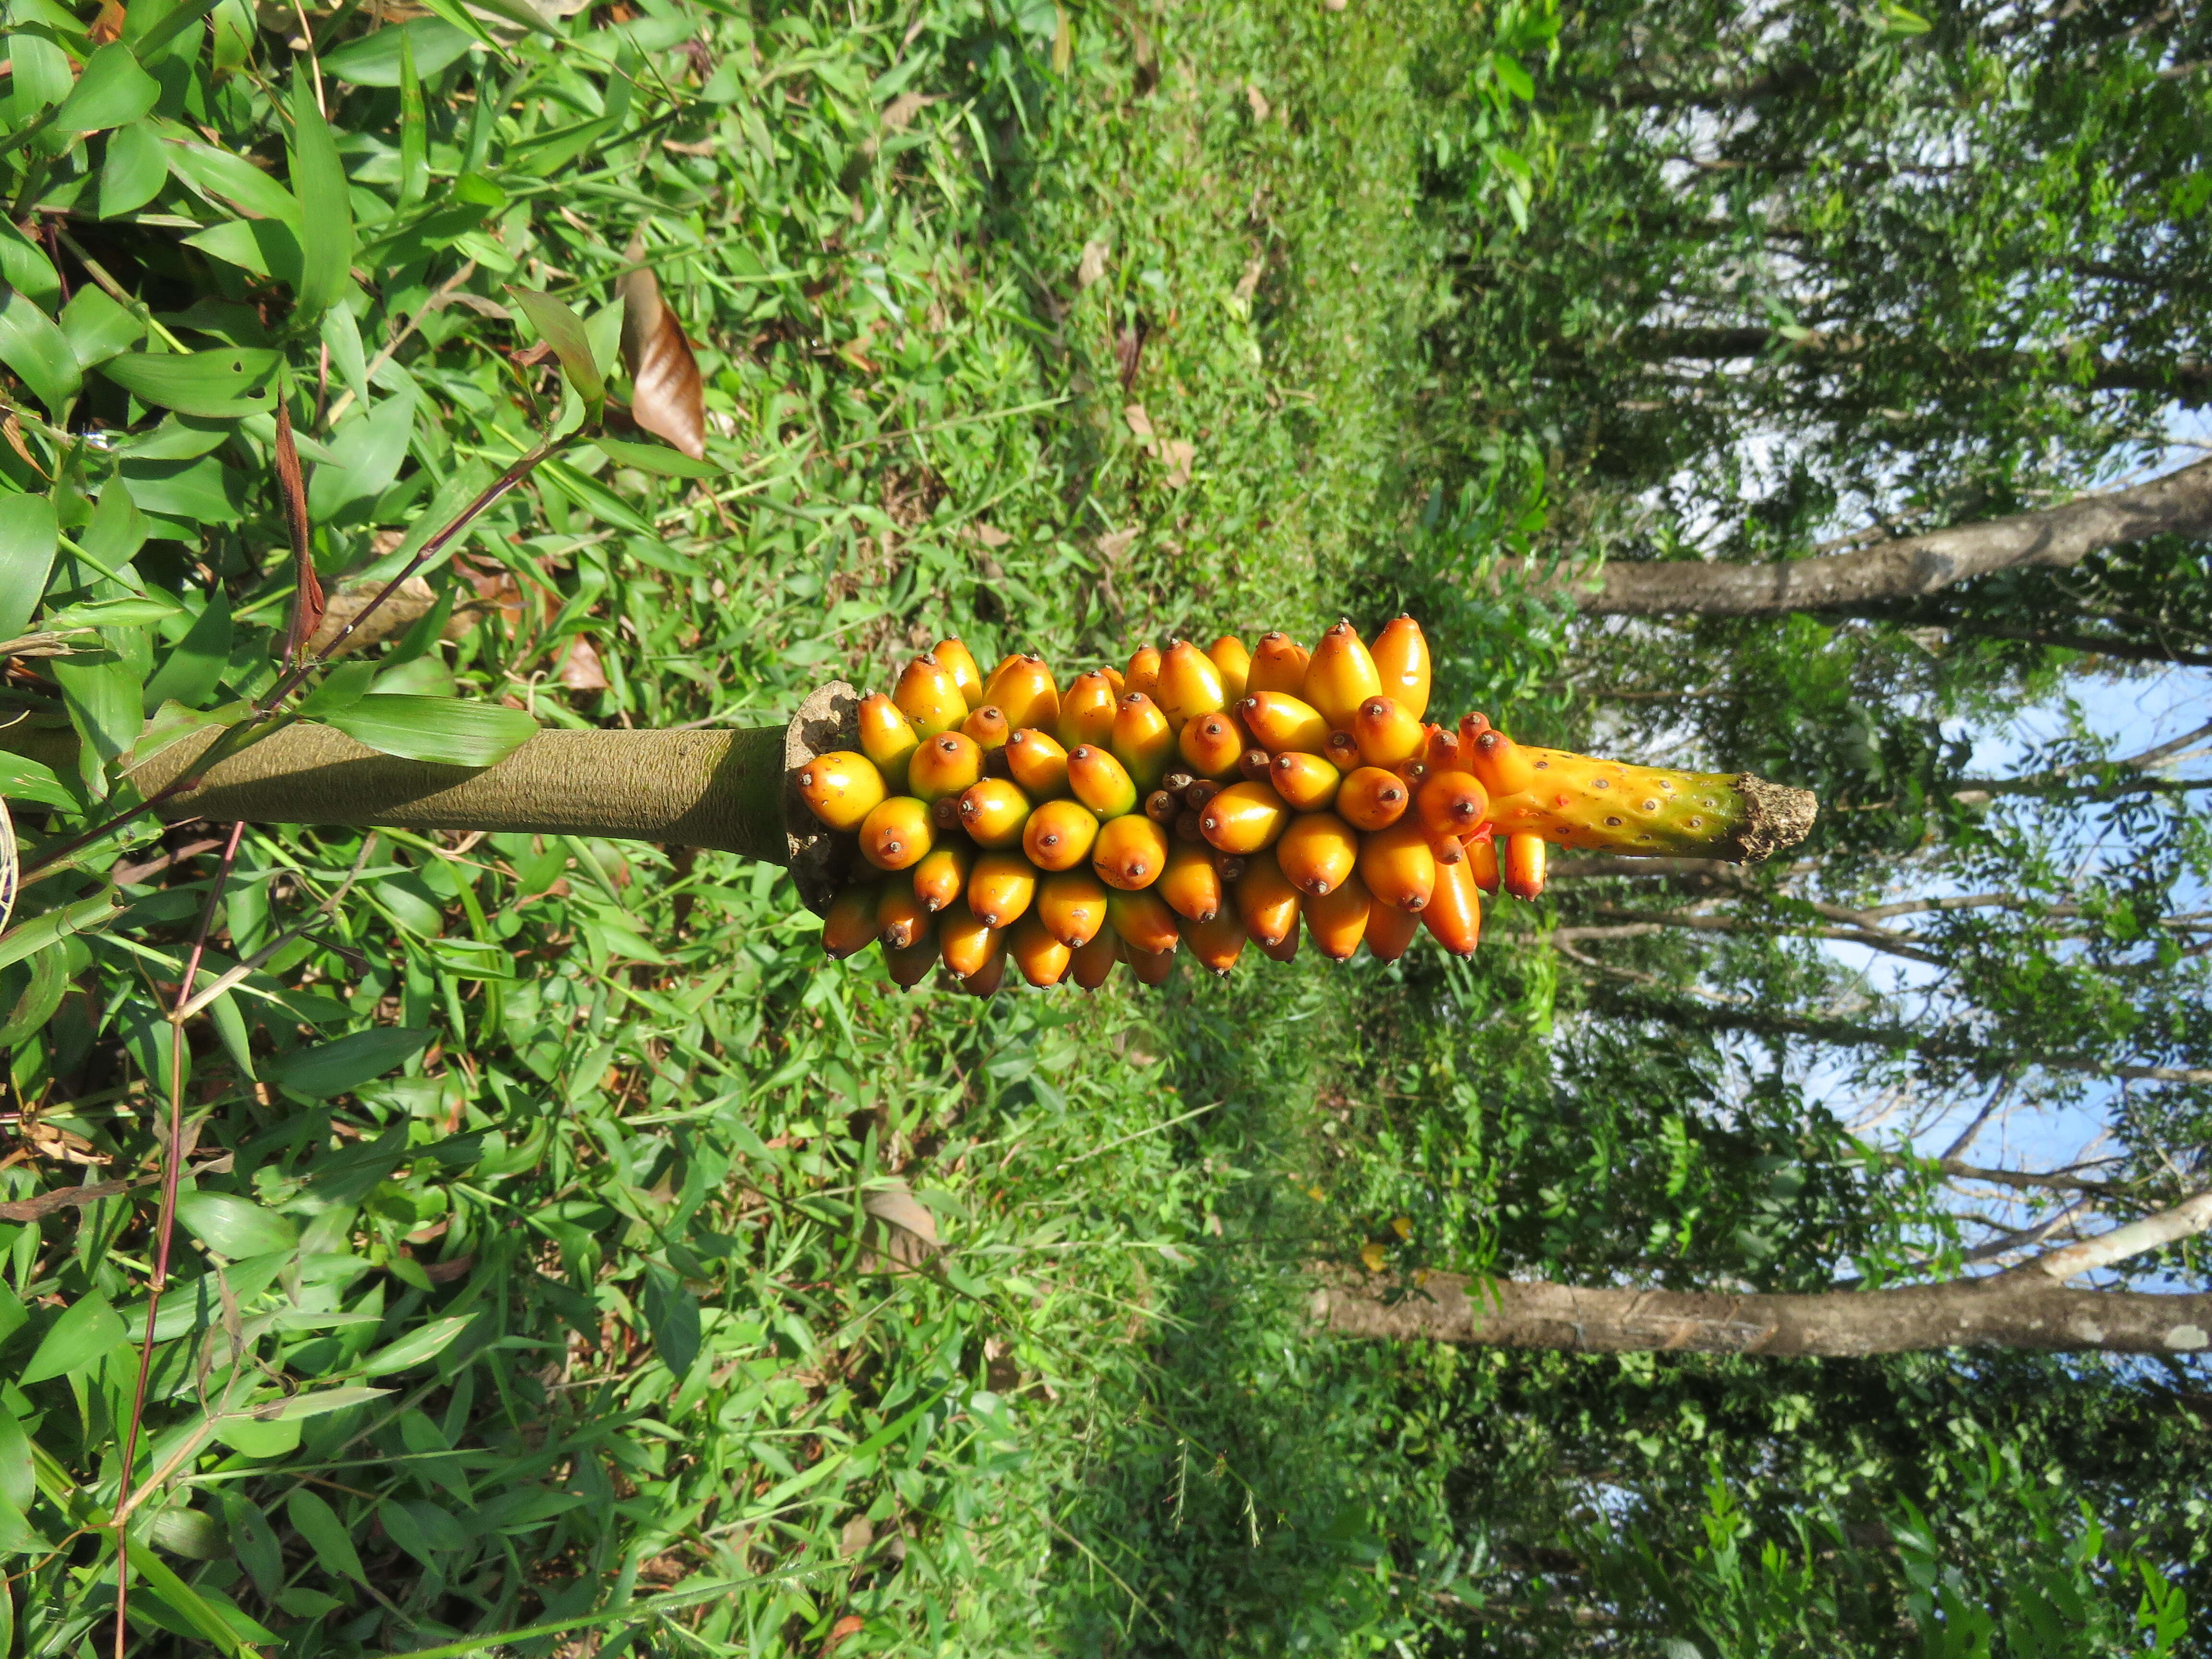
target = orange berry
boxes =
[1067,745,1139,818]
[1502,831,1547,901]
[1023,798,1101,871]
[1276,811,1358,898]
[1178,710,1248,781]
[1207,635,1251,703]
[1156,640,1227,726]
[1305,870,1372,960]
[1037,870,1110,948]
[1247,631,1309,696]
[1005,727,1071,799]
[933,637,985,709]
[1258,926,1300,963]
[856,694,920,793]
[1182,909,1247,974]
[1456,711,1491,770]
[1124,643,1162,701]
[1106,888,1181,955]
[1270,749,1341,812]
[1234,847,1301,947]
[962,704,1011,750]
[893,654,967,735]
[961,946,1008,997]
[1010,913,1071,986]
[1422,853,1482,956]
[1466,835,1500,894]
[1338,766,1411,831]
[1369,615,1431,721]
[1358,819,1437,913]
[1199,781,1289,855]
[1416,770,1491,840]
[1111,693,1176,790]
[956,779,1032,849]
[1365,901,1423,962]
[1070,927,1118,991]
[1353,696,1426,767]
[883,929,941,989]
[1125,939,1178,986]
[983,653,1060,734]
[796,751,888,831]
[821,882,881,959]
[909,731,986,804]
[911,843,974,914]
[1468,726,1539,797]
[1300,619,1382,732]
[967,851,1038,929]
[1158,839,1226,923]
[938,901,999,977]
[1238,692,1330,755]
[859,796,934,871]
[1058,671,1120,749]
[1094,813,1169,890]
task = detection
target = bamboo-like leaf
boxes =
[507,287,605,410]
[319,694,538,766]
[289,68,356,320]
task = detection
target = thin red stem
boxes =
[110,820,246,1659]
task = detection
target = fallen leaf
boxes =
[861,1178,940,1270]
[556,636,607,691]
[882,90,934,130]
[618,250,707,459]
[972,523,1013,548]
[1123,403,1154,442]
[1076,240,1110,289]
[1160,438,1195,489]
[838,1515,874,1557]
[1246,83,1271,121]
[1116,323,1145,389]
[301,576,436,659]
[824,1614,866,1655]
[1096,527,1139,563]
[273,401,323,669]
[1360,1241,1387,1273]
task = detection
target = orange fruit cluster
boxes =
[797,618,1755,994]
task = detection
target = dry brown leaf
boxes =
[1161,438,1195,489]
[1116,323,1146,390]
[1246,83,1271,121]
[555,636,607,691]
[972,522,1013,548]
[1122,402,1155,442]
[1076,240,1110,289]
[300,576,436,659]
[273,401,324,669]
[861,1178,940,1270]
[618,251,707,459]
[88,0,126,43]
[824,1615,866,1656]
[882,91,934,131]
[1096,526,1139,563]
[838,1515,874,1558]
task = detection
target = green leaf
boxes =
[320,695,538,766]
[0,493,59,640]
[308,396,416,523]
[0,287,79,413]
[0,1408,34,1510]
[507,288,604,409]
[1876,0,1934,33]
[260,1026,433,1098]
[217,1492,283,1601]
[58,283,143,368]
[641,1265,701,1376]
[0,750,73,810]
[142,587,232,709]
[98,347,279,418]
[0,891,124,971]
[287,1489,369,1584]
[289,68,354,321]
[360,1314,475,1377]
[174,1191,299,1259]
[51,44,160,134]
[158,129,302,223]
[293,658,379,718]
[397,31,429,207]
[45,595,181,629]
[19,1289,127,1386]
[149,1504,230,1560]
[325,18,475,86]
[590,435,722,479]
[249,1384,391,1420]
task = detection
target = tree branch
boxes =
[2012,1190,2212,1283]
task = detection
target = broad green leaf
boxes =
[19,1289,127,1386]
[0,890,124,971]
[210,1416,300,1458]
[141,587,232,709]
[158,130,302,223]
[590,435,722,479]
[0,1408,33,1510]
[508,288,604,408]
[58,283,142,368]
[0,750,73,810]
[51,44,160,133]
[324,18,475,86]
[308,396,416,523]
[82,475,148,569]
[148,1504,230,1560]
[320,694,539,766]
[289,68,354,320]
[51,646,145,773]
[0,493,59,640]
[217,1492,283,1601]
[0,219,60,308]
[321,303,370,406]
[98,347,279,418]
[249,1384,391,1420]
[293,658,379,718]
[397,30,428,206]
[286,1489,368,1585]
[174,1191,298,1259]
[0,287,80,413]
[260,1026,432,1098]
[360,1314,475,1377]
[45,595,181,630]
[641,1265,701,1376]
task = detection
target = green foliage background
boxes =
[0,0,2205,1654]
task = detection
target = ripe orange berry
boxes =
[1200,781,1290,855]
[1070,927,1119,990]
[1207,635,1251,703]
[1305,870,1372,960]
[1158,839,1226,923]
[1178,710,1249,781]
[1502,831,1548,901]
[1352,697,1425,767]
[1234,847,1302,947]
[1258,925,1300,962]
[1067,745,1139,818]
[893,654,967,735]
[822,882,881,959]
[1111,693,1176,790]
[1301,619,1383,732]
[1247,631,1309,697]
[1238,691,1331,755]
[909,731,986,803]
[938,900,999,977]
[1365,900,1423,962]
[1106,888,1181,955]
[1156,640,1227,726]
[962,704,1011,750]
[1338,766,1411,831]
[1466,834,1500,894]
[1094,813,1169,890]
[1023,798,1101,871]
[1058,671,1120,749]
[1358,819,1437,913]
[856,695,921,793]
[1468,726,1539,798]
[1038,870,1110,948]
[1416,769,1491,840]
[957,778,1033,849]
[1125,939,1178,986]
[968,851,1038,929]
[983,653,1060,734]
[797,751,888,830]
[961,946,1008,997]
[909,842,973,914]
[1271,750,1342,812]
[1125,643,1162,701]
[1183,909,1247,974]
[1010,913,1071,986]
[883,930,941,990]
[1369,615,1431,721]
[859,796,934,871]
[934,638,985,709]
[1277,811,1358,897]
[1005,727,1072,799]
[1422,852,1482,957]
